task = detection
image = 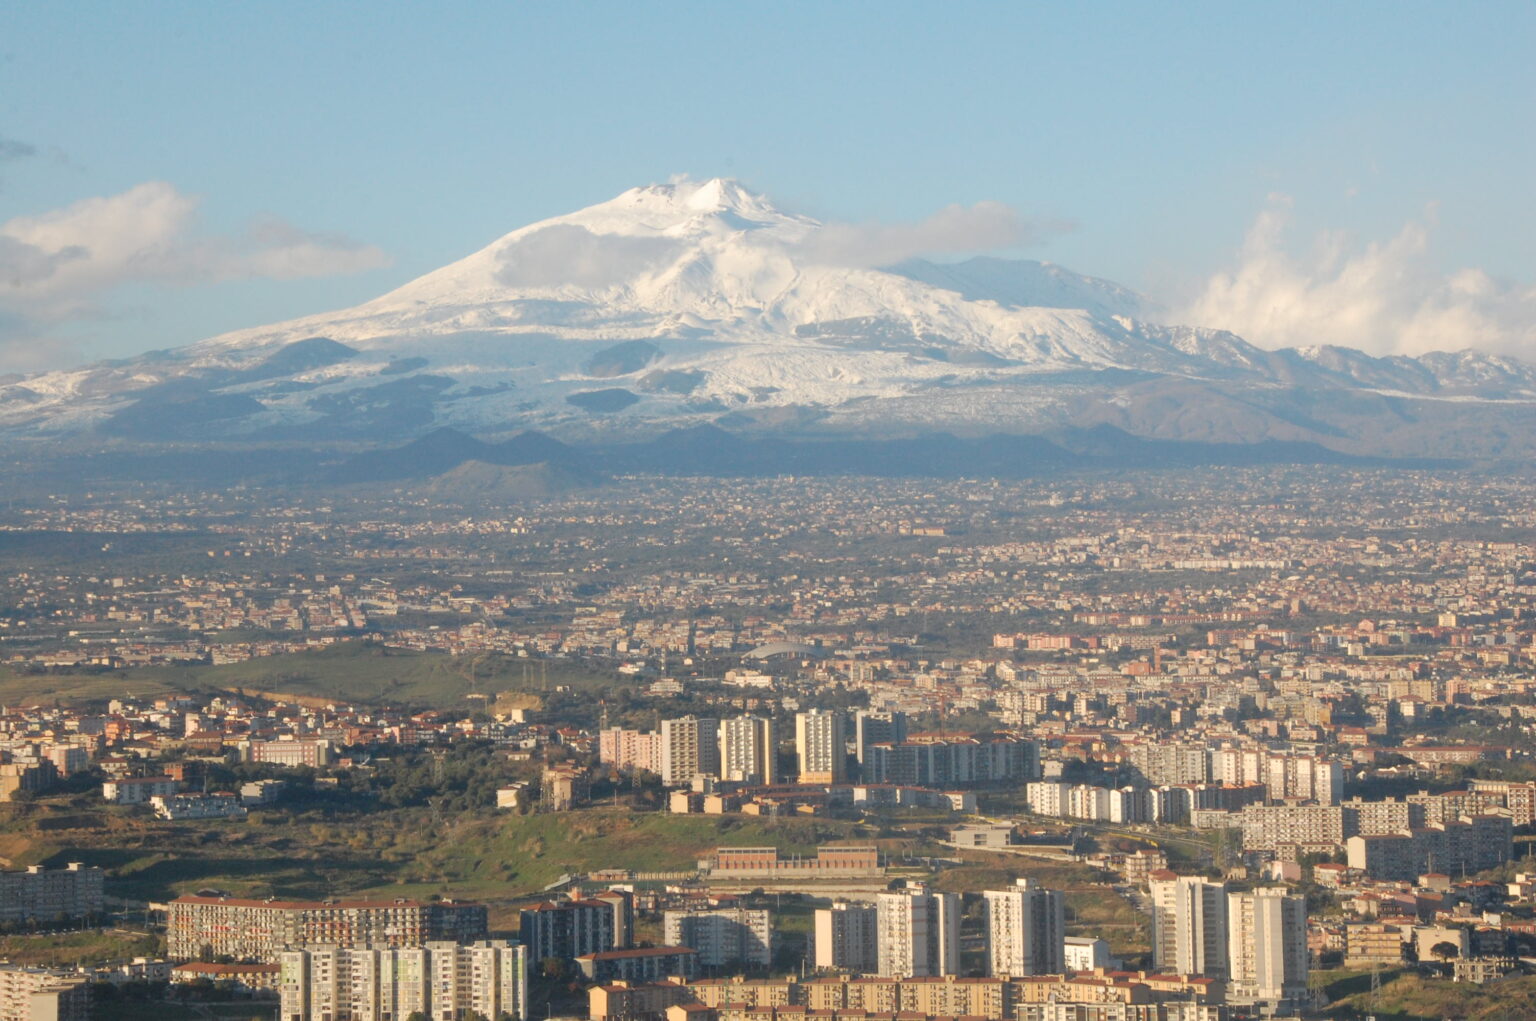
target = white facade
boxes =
[813,901,878,973]
[0,864,104,928]
[1227,888,1308,1006]
[854,711,907,764]
[875,885,959,978]
[101,776,178,804]
[718,716,776,785]
[1026,781,1067,817]
[983,878,1064,977]
[0,964,89,1021]
[658,716,720,787]
[795,710,846,784]
[278,941,525,1021]
[1062,936,1115,972]
[663,907,772,967]
[1211,748,1343,805]
[1149,875,1229,979]
[151,792,248,820]
[1107,786,1149,824]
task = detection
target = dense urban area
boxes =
[0,466,1534,1021]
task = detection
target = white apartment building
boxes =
[0,863,104,926]
[1106,786,1150,823]
[1239,805,1347,851]
[1025,782,1067,817]
[1068,784,1110,821]
[875,885,959,978]
[1226,888,1308,1007]
[1062,936,1114,972]
[663,907,772,967]
[151,792,248,820]
[796,710,846,784]
[101,776,179,804]
[658,716,720,787]
[278,941,525,1021]
[1264,756,1342,805]
[813,901,878,973]
[1149,875,1229,980]
[982,878,1064,976]
[718,716,776,785]
[854,711,907,764]
[1210,748,1343,805]
[0,964,89,1021]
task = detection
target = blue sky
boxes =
[2,2,1533,370]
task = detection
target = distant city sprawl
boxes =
[0,466,1533,1019]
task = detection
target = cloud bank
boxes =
[1183,196,1536,359]
[0,181,390,370]
[797,201,1070,268]
[496,224,683,289]
[492,198,1060,291]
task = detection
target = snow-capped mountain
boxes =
[2,177,1533,459]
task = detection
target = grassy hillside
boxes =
[0,666,185,706]
[1317,967,1536,1019]
[0,928,161,968]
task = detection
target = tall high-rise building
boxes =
[1148,874,1229,979]
[278,941,526,1021]
[663,907,772,967]
[854,711,907,765]
[982,878,1065,976]
[718,716,776,785]
[0,964,90,1021]
[658,716,720,786]
[813,901,879,973]
[1227,888,1308,1006]
[598,727,660,775]
[518,891,632,963]
[875,885,959,978]
[796,710,846,784]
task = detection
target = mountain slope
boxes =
[0,177,1533,459]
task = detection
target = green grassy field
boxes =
[0,928,161,967]
[0,641,624,709]
[90,1001,277,1021]
[15,793,1156,936]
[4,795,870,928]
[1064,888,1148,961]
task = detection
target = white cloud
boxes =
[495,223,682,289]
[1182,196,1536,359]
[0,182,391,369]
[795,201,1070,268]
[489,198,1061,290]
[0,182,389,313]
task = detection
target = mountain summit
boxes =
[2,177,1534,458]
